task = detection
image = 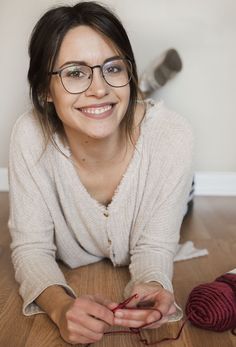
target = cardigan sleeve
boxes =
[8,115,76,316]
[124,110,194,309]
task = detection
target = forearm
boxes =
[128,251,174,290]
[35,285,75,325]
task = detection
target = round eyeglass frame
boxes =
[49,58,133,94]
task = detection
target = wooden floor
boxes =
[0,193,235,347]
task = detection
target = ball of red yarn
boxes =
[185,273,236,332]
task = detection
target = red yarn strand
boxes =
[105,294,187,346]
[85,273,236,346]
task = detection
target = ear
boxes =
[47,91,53,102]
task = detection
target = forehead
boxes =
[55,25,119,67]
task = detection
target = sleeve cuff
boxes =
[22,282,77,316]
[168,303,183,322]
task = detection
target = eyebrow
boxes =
[59,55,122,69]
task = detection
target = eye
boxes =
[63,66,88,79]
[106,66,121,74]
[104,62,125,75]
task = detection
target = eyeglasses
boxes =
[50,58,132,94]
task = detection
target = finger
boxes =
[67,318,104,342]
[125,289,160,309]
[107,302,119,311]
[114,307,161,323]
[138,307,171,329]
[114,315,167,330]
[67,311,110,334]
[137,299,156,308]
[131,288,175,319]
[114,307,163,328]
[155,295,174,316]
[114,316,148,328]
[89,303,114,325]
[129,283,162,306]
[73,299,114,326]
[166,304,177,316]
[145,304,176,328]
[141,288,175,318]
[93,294,116,309]
[144,316,169,329]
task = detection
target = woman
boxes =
[8,1,193,345]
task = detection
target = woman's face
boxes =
[48,25,130,141]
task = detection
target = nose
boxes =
[84,67,109,98]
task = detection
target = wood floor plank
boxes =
[0,194,236,347]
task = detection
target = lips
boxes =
[78,103,115,119]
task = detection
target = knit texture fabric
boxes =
[8,100,193,316]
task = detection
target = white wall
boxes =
[1,0,236,175]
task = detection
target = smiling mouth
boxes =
[78,104,115,118]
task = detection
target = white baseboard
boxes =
[194,172,236,196]
[0,168,236,196]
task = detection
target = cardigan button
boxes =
[103,211,109,217]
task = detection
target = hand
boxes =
[55,294,115,345]
[114,282,176,329]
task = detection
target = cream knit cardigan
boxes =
[8,101,193,317]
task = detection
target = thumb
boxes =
[107,302,119,311]
[93,294,118,310]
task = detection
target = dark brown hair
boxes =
[28,1,142,148]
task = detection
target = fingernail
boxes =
[115,311,123,318]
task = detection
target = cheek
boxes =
[49,84,77,115]
[119,85,130,109]
[124,87,131,112]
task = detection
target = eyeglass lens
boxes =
[60,59,132,94]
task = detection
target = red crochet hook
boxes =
[111,293,139,312]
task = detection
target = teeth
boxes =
[81,105,112,115]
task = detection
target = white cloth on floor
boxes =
[174,241,208,261]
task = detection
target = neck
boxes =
[64,101,145,169]
[65,127,129,169]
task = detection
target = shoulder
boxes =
[11,109,43,140]
[9,109,46,160]
[142,100,194,153]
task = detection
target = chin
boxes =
[87,131,114,140]
[85,124,120,140]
